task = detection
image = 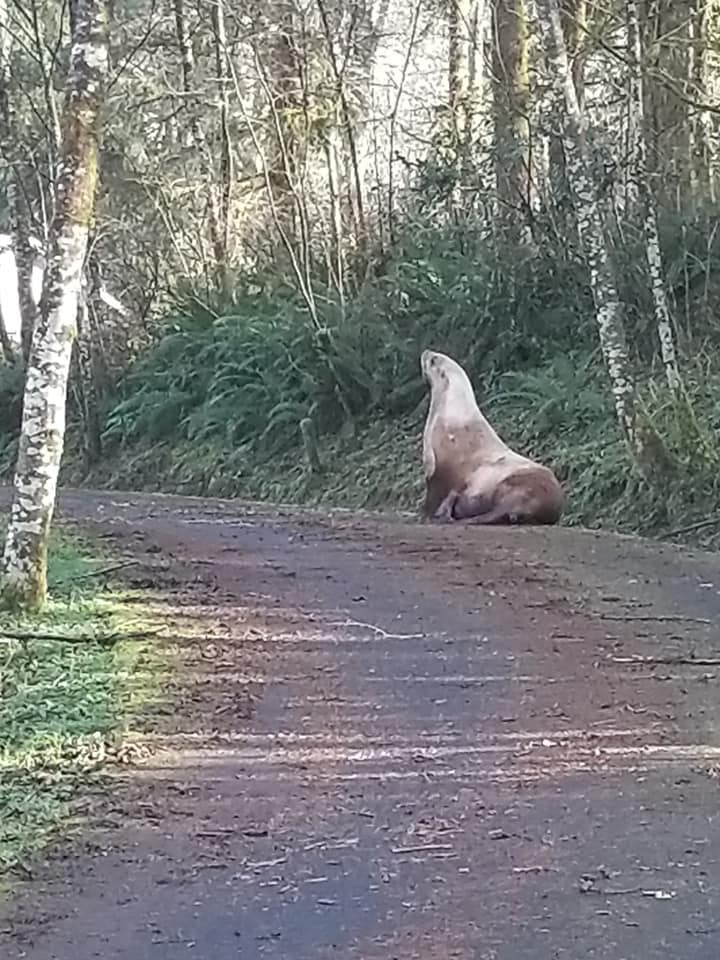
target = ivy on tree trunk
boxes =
[0,0,109,613]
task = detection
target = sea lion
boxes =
[420,349,564,525]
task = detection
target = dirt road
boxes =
[2,488,720,959]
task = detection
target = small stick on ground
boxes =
[57,558,138,583]
[599,614,711,625]
[610,654,720,666]
[330,618,425,640]
[0,628,160,647]
[390,843,454,855]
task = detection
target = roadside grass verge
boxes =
[0,526,165,875]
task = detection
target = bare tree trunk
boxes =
[0,320,14,362]
[386,0,423,245]
[74,271,103,469]
[642,0,695,204]
[449,0,483,174]
[1,0,108,612]
[561,0,586,105]
[688,0,715,200]
[448,0,486,220]
[264,1,303,245]
[315,0,369,251]
[543,0,588,234]
[627,0,681,393]
[0,238,19,363]
[172,0,227,282]
[535,0,646,459]
[0,2,19,364]
[1,0,43,363]
[12,185,41,363]
[322,127,345,312]
[210,0,232,291]
[492,0,530,230]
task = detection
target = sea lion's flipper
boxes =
[460,503,515,525]
[451,489,496,521]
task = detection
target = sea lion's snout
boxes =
[421,350,437,379]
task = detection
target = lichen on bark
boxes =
[0,0,108,613]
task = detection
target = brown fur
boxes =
[420,350,564,526]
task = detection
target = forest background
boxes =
[2,0,720,545]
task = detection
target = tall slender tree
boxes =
[1,0,109,612]
[449,0,483,167]
[535,0,646,460]
[492,0,530,228]
[172,0,227,278]
[627,0,681,393]
[688,0,715,199]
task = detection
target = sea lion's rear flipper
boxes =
[450,489,496,521]
[461,503,515,525]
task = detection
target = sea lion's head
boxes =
[421,349,444,382]
[421,349,482,423]
[421,349,465,387]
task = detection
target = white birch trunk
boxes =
[1,0,108,612]
[535,0,637,447]
[627,0,681,394]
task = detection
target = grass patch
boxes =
[0,527,164,875]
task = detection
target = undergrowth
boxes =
[0,529,164,875]
[5,220,720,545]
[66,348,720,545]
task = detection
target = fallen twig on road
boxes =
[329,617,425,640]
[581,882,675,899]
[599,613,711,625]
[610,654,720,666]
[390,843,454,855]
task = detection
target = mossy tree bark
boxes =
[492,0,530,232]
[1,0,109,613]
